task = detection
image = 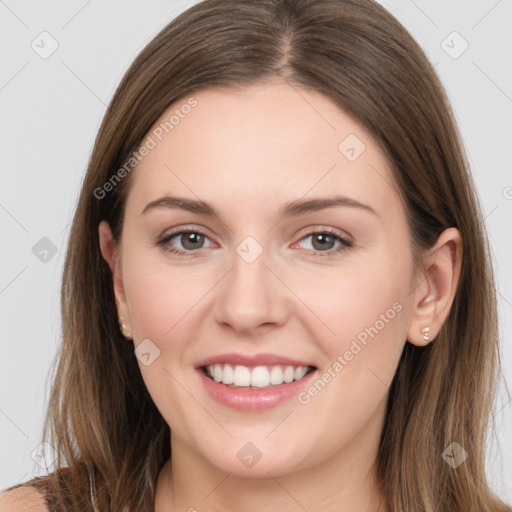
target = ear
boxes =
[98,220,132,335]
[407,227,463,346]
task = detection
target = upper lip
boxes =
[195,352,316,369]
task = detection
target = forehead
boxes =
[125,82,400,219]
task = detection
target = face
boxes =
[100,81,425,478]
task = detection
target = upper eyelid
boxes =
[163,226,217,244]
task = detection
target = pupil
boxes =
[183,233,203,250]
[312,234,334,251]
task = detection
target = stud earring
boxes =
[119,323,132,339]
[420,326,431,342]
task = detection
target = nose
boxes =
[213,241,290,334]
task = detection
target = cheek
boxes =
[122,252,208,426]
[290,252,412,358]
[124,245,209,341]
[291,247,412,424]
[127,273,181,341]
[289,249,412,417]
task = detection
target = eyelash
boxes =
[155,228,354,258]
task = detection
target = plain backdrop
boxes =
[1,0,511,503]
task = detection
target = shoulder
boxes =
[0,486,49,512]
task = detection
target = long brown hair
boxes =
[8,0,509,510]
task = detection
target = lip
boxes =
[196,366,317,412]
[195,352,315,368]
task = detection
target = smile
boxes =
[203,364,316,389]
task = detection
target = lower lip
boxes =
[196,368,317,411]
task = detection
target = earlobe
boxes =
[407,227,463,347]
[98,221,132,335]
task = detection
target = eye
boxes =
[294,229,353,256]
[156,229,215,256]
[156,227,353,258]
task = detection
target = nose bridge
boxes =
[213,233,288,331]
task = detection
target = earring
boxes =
[420,326,431,342]
[119,322,132,339]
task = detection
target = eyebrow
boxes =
[141,195,378,219]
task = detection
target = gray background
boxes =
[1,0,511,503]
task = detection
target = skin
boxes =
[99,80,462,512]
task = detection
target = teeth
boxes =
[283,366,294,383]
[205,364,312,388]
[270,366,283,385]
[250,366,269,387]
[222,363,234,384]
[213,364,223,383]
[294,366,308,380]
[234,365,251,386]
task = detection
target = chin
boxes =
[199,438,310,478]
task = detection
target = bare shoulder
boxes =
[0,486,49,512]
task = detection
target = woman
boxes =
[1,0,509,510]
